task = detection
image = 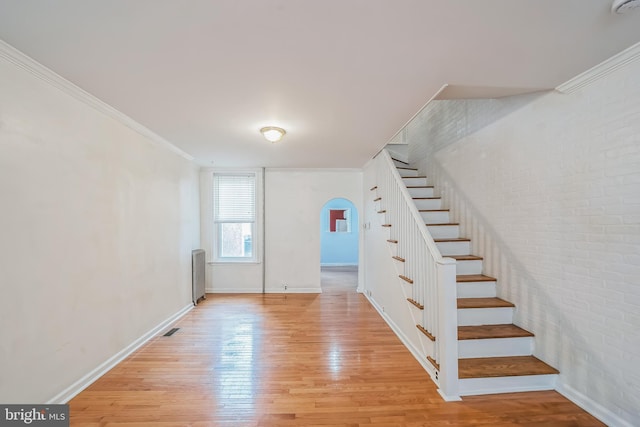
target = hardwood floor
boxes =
[69,266,603,426]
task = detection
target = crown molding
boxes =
[265,167,363,173]
[556,41,640,94]
[0,39,194,162]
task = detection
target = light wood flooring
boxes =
[69,266,603,426]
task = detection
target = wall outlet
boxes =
[284,284,288,291]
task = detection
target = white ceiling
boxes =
[1,1,639,168]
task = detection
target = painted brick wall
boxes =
[406,58,640,424]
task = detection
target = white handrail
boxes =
[375,149,459,400]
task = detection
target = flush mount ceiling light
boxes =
[612,0,640,13]
[260,126,286,143]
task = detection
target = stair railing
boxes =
[375,149,460,400]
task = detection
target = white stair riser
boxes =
[402,177,428,186]
[427,225,459,239]
[455,260,484,275]
[435,241,471,255]
[398,168,419,177]
[457,282,496,298]
[420,211,450,224]
[458,307,513,326]
[459,374,557,396]
[392,258,405,273]
[408,187,434,198]
[458,337,534,359]
[413,199,442,210]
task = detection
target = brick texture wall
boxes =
[405,58,640,424]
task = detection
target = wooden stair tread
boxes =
[377,210,386,213]
[419,209,449,212]
[434,238,471,242]
[399,275,413,284]
[392,256,405,262]
[457,298,515,309]
[370,186,377,191]
[397,167,418,171]
[391,158,409,165]
[426,223,459,226]
[382,224,392,227]
[445,255,483,261]
[387,239,398,244]
[426,356,439,371]
[458,324,534,340]
[457,274,497,283]
[407,185,434,188]
[417,325,435,341]
[412,197,440,200]
[407,298,424,310]
[373,197,382,201]
[458,356,559,379]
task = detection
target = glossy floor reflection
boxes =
[69,267,603,426]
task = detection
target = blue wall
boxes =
[320,198,359,265]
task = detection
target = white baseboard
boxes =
[265,287,322,294]
[205,287,263,293]
[206,287,323,294]
[46,303,194,404]
[557,382,634,427]
[320,263,358,267]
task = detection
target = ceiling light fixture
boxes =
[260,126,286,143]
[612,0,640,13]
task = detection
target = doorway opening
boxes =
[320,198,359,292]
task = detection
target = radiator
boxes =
[192,249,206,305]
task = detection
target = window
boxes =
[213,172,257,262]
[328,209,351,232]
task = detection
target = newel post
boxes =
[436,257,461,401]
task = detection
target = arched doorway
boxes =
[320,198,359,292]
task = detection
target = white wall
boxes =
[405,54,640,424]
[0,50,200,403]
[265,169,363,293]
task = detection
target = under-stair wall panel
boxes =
[363,162,429,368]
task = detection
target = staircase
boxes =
[372,152,558,397]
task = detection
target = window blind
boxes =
[213,173,256,223]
